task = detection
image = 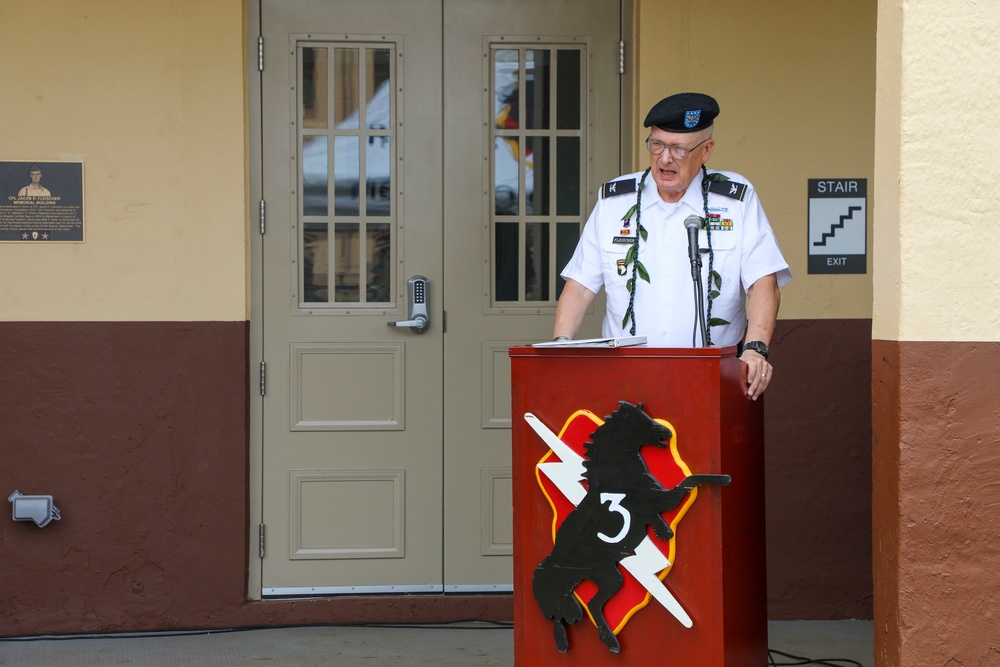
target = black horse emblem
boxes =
[532,401,730,654]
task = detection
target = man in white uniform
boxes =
[554,93,791,400]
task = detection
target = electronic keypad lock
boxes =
[389,275,430,333]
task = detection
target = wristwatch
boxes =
[741,340,769,360]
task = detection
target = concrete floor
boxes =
[0,620,873,666]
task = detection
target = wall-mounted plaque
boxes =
[0,161,84,242]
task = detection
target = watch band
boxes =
[742,340,769,360]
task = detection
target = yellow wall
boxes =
[874,1,1000,342]
[0,0,247,322]
[635,0,876,321]
[0,1,877,325]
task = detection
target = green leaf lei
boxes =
[621,169,651,335]
[620,166,732,343]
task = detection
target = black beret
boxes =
[643,93,719,132]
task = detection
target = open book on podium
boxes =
[531,336,646,348]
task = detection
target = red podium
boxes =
[510,345,766,666]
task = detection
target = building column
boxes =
[873,2,1000,665]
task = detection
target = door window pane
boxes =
[366,48,392,130]
[367,223,391,303]
[303,223,329,302]
[556,137,580,216]
[556,222,580,299]
[525,222,550,301]
[303,47,329,129]
[495,137,519,216]
[526,137,549,216]
[303,135,329,217]
[495,49,520,130]
[366,138,391,216]
[556,50,581,130]
[334,136,359,216]
[495,222,518,301]
[334,48,360,129]
[334,222,360,303]
[525,50,550,130]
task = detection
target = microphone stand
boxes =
[684,215,709,347]
[690,251,709,347]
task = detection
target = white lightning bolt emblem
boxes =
[526,412,586,505]
[523,412,693,628]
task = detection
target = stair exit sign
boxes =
[807,178,867,274]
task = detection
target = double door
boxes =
[252,0,622,594]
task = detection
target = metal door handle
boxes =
[389,314,429,331]
[388,275,430,334]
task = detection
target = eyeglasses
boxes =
[645,136,709,160]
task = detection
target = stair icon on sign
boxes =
[813,205,862,247]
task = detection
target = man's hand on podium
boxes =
[741,348,771,401]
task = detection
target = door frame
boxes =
[244,0,635,601]
[248,0,265,600]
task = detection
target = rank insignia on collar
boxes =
[706,179,747,201]
[602,178,637,199]
[617,259,627,275]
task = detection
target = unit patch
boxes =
[527,402,731,654]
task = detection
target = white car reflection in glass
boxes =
[303,64,534,218]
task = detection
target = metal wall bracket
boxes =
[9,490,61,528]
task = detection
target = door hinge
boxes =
[258,36,264,72]
[618,40,625,75]
[259,361,266,396]
[258,523,266,558]
[259,199,266,234]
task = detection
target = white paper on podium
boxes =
[531,336,647,348]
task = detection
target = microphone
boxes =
[682,215,709,347]
[683,215,701,281]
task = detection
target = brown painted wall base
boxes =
[873,340,1000,666]
[0,320,871,636]
[765,319,874,620]
[0,322,511,636]
[0,322,252,635]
